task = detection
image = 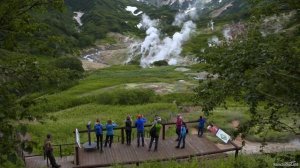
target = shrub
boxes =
[96,89,157,105]
[152,60,168,66]
[53,56,84,72]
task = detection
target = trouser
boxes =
[96,134,103,150]
[46,150,59,168]
[177,135,186,148]
[149,135,159,150]
[176,127,181,140]
[198,127,204,136]
[125,130,131,145]
[105,135,113,147]
[137,131,144,146]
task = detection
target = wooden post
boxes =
[121,128,125,144]
[75,146,79,165]
[162,124,166,140]
[235,149,239,158]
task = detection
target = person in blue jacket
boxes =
[104,120,117,148]
[94,119,103,151]
[198,116,206,137]
[135,114,147,147]
[176,122,187,149]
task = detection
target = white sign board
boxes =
[216,129,231,143]
[75,128,81,148]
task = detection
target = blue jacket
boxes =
[135,118,147,132]
[94,123,103,135]
[106,123,117,136]
[180,126,187,137]
[198,118,206,128]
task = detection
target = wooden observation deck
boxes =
[73,121,241,167]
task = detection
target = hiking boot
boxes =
[175,146,179,148]
[181,146,185,149]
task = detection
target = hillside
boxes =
[0,0,299,167]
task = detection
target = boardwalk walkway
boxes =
[25,135,240,168]
[74,135,234,168]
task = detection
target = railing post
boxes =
[121,128,125,144]
[235,149,239,158]
[59,145,62,158]
[75,146,79,165]
[162,124,166,140]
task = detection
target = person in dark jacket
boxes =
[198,116,206,137]
[125,115,132,145]
[135,114,147,147]
[176,122,187,149]
[94,119,103,151]
[148,117,162,151]
[104,120,117,148]
[44,134,61,168]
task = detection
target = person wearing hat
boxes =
[148,116,162,151]
[135,114,147,147]
[44,134,61,168]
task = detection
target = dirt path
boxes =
[169,109,300,155]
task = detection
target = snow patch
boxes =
[125,6,143,16]
[73,11,84,26]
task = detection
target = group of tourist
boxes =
[93,114,163,152]
[93,114,206,151]
[43,114,206,168]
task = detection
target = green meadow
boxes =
[27,65,299,155]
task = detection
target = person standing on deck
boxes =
[135,114,147,147]
[176,122,187,149]
[175,114,183,141]
[148,117,162,151]
[94,119,103,151]
[44,134,61,168]
[125,115,132,145]
[104,120,117,148]
[198,116,206,137]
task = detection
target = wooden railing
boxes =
[74,120,242,165]
[75,120,201,144]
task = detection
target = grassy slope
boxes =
[29,65,196,114]
[28,103,178,155]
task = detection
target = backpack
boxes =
[44,140,52,152]
[150,124,157,137]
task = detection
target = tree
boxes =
[0,0,63,50]
[194,23,300,136]
[0,1,64,167]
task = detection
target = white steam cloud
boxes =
[138,14,196,67]
[127,0,211,67]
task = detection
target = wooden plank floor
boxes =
[75,135,223,167]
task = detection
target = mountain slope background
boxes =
[0,0,299,167]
